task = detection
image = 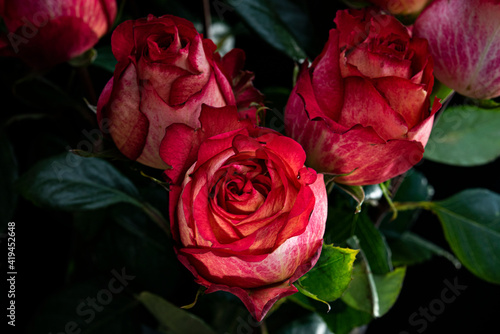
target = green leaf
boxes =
[385,231,461,268]
[92,46,117,73]
[430,79,454,107]
[277,313,333,334]
[16,153,143,211]
[137,292,217,334]
[430,189,500,284]
[324,198,358,245]
[288,294,372,334]
[298,244,358,303]
[424,105,500,166]
[335,184,365,213]
[353,214,393,275]
[372,267,406,316]
[225,0,307,61]
[91,204,180,298]
[341,258,406,317]
[26,280,141,334]
[0,132,18,227]
[379,169,434,233]
[319,300,372,334]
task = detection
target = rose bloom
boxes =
[165,108,327,321]
[367,0,433,16]
[96,14,238,169]
[414,0,500,99]
[0,0,117,68]
[285,8,440,186]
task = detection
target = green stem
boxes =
[260,320,269,334]
[392,201,434,212]
[379,182,398,221]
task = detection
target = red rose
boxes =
[285,8,440,186]
[414,0,500,99]
[0,0,117,68]
[96,15,236,169]
[166,114,327,321]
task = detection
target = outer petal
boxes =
[0,0,116,67]
[0,0,116,36]
[290,63,349,133]
[160,105,253,185]
[339,77,408,140]
[311,29,344,121]
[287,101,424,185]
[414,0,500,99]
[103,62,149,161]
[373,77,429,129]
[206,281,298,323]
[7,17,98,68]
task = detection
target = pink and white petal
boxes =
[373,77,428,129]
[206,281,298,322]
[414,0,500,99]
[311,29,344,120]
[106,63,150,161]
[346,46,412,80]
[288,65,349,133]
[340,77,408,140]
[329,129,426,185]
[161,105,251,184]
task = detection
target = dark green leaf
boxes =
[424,105,500,166]
[225,0,307,61]
[319,300,372,334]
[340,0,372,9]
[324,198,358,245]
[137,292,217,334]
[276,313,333,334]
[385,231,461,268]
[379,169,434,233]
[92,46,117,73]
[341,258,406,317]
[298,244,358,303]
[430,189,500,284]
[16,153,143,211]
[353,214,393,275]
[0,132,18,227]
[26,280,141,334]
[372,267,406,316]
[268,0,314,54]
[335,184,365,213]
[92,204,180,298]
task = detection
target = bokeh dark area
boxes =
[1,0,499,333]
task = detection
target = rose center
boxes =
[213,160,271,215]
[157,35,173,50]
[370,36,408,60]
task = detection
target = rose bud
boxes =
[414,0,500,100]
[96,15,236,169]
[0,0,117,68]
[166,109,327,321]
[367,0,433,16]
[217,48,266,124]
[285,8,441,186]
